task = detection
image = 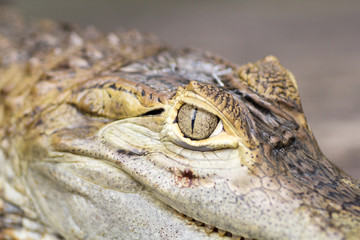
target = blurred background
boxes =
[7,0,360,178]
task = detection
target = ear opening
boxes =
[68,76,171,120]
[140,108,165,116]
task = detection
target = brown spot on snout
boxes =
[182,169,195,179]
[170,167,200,188]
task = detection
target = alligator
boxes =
[0,7,359,240]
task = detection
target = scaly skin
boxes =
[0,7,359,240]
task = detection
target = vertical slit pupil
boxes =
[191,108,197,134]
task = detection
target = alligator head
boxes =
[0,21,359,240]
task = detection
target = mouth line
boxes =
[174,209,257,240]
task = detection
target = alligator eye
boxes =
[177,104,219,140]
